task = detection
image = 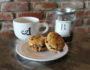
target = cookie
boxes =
[28,35,47,52]
[45,32,65,53]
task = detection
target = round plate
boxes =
[16,40,69,61]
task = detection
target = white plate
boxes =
[16,40,69,61]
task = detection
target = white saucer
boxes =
[16,40,69,61]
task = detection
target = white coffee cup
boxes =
[13,17,49,40]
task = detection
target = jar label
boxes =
[55,20,71,37]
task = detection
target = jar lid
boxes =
[55,8,76,15]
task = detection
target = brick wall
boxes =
[0,0,90,33]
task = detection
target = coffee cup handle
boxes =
[39,23,49,34]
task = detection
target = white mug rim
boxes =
[13,17,39,24]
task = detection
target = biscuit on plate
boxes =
[28,35,47,52]
[45,32,65,53]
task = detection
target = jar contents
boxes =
[54,8,76,42]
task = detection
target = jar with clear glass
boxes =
[53,8,76,42]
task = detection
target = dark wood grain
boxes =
[0,31,90,70]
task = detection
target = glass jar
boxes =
[53,8,76,42]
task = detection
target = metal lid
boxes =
[55,8,76,15]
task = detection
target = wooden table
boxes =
[0,31,90,70]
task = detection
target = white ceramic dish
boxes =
[16,41,69,61]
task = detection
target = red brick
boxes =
[61,1,84,9]
[1,2,29,12]
[0,31,14,36]
[85,1,90,8]
[33,2,58,10]
[0,13,13,20]
[15,0,34,1]
[84,19,90,25]
[16,12,43,19]
[76,10,90,18]
[74,27,86,32]
[75,19,83,26]
[46,12,54,19]
[88,26,90,32]
[0,32,9,35]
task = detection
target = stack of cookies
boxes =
[28,32,65,53]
